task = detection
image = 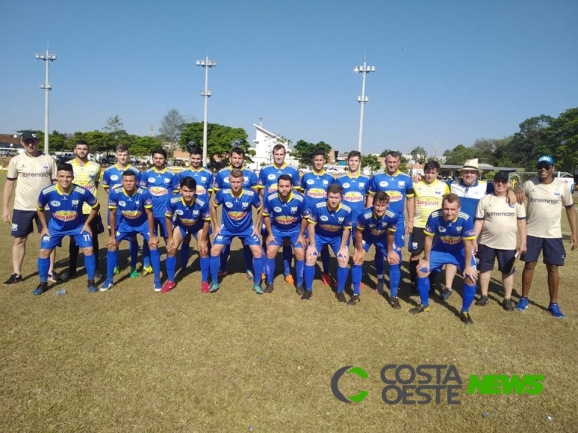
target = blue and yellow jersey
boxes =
[300,170,334,211]
[368,171,415,220]
[262,191,308,232]
[308,202,352,238]
[213,167,258,191]
[108,186,152,228]
[68,159,101,214]
[37,184,98,232]
[176,167,214,197]
[258,164,301,194]
[424,211,476,254]
[356,207,398,241]
[214,188,261,232]
[414,179,450,228]
[334,173,370,223]
[139,167,178,218]
[165,195,210,230]
[102,164,140,191]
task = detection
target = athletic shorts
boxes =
[408,227,426,255]
[522,236,565,266]
[477,244,516,274]
[361,237,389,257]
[11,210,44,237]
[393,219,405,249]
[153,215,168,238]
[41,227,93,250]
[309,233,349,257]
[175,222,207,241]
[213,227,260,246]
[116,220,155,243]
[425,250,477,275]
[268,226,304,248]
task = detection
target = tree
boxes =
[361,154,382,173]
[505,115,553,170]
[49,130,70,152]
[159,109,186,148]
[410,146,427,164]
[291,140,332,166]
[130,136,163,156]
[543,108,578,173]
[103,115,125,136]
[442,144,479,165]
[67,130,115,153]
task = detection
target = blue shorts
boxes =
[116,221,154,243]
[41,227,92,250]
[269,226,304,248]
[213,227,260,246]
[426,250,477,274]
[522,236,565,266]
[176,222,208,240]
[311,233,348,256]
[361,237,389,257]
[393,220,405,249]
[153,215,168,238]
[477,244,516,274]
[11,210,46,238]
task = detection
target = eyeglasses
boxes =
[23,140,38,145]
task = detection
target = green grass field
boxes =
[1,173,578,432]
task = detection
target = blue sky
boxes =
[1,0,576,156]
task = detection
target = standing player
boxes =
[408,160,449,293]
[367,151,415,294]
[213,147,259,279]
[262,174,308,294]
[411,194,478,325]
[303,184,352,301]
[352,192,400,306]
[101,171,161,291]
[34,163,100,295]
[2,131,58,285]
[209,169,264,294]
[258,144,301,285]
[300,149,335,286]
[515,156,578,318]
[65,139,102,279]
[101,144,143,277]
[162,176,211,293]
[474,171,527,310]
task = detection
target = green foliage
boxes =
[49,131,69,152]
[410,146,427,164]
[159,109,186,146]
[542,108,578,173]
[67,131,115,153]
[361,154,382,173]
[291,140,332,166]
[131,136,163,157]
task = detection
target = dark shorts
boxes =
[11,210,45,238]
[408,227,426,255]
[477,244,516,275]
[522,236,565,266]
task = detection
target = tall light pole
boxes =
[36,49,57,155]
[196,56,217,167]
[354,61,375,153]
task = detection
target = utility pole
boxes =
[354,61,375,153]
[196,56,217,167]
[36,48,57,155]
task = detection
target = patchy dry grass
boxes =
[1,174,578,432]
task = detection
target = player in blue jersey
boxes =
[174,147,214,273]
[411,193,479,325]
[351,192,400,307]
[213,147,259,280]
[262,174,308,294]
[209,169,264,294]
[101,144,143,277]
[367,151,415,290]
[162,176,211,293]
[300,149,335,286]
[303,183,352,301]
[258,144,301,285]
[334,151,370,227]
[101,170,161,292]
[34,163,100,295]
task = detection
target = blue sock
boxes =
[253,257,263,285]
[243,245,254,274]
[130,239,138,269]
[200,256,210,282]
[352,264,362,295]
[150,249,161,282]
[321,246,330,275]
[210,255,220,283]
[38,257,50,283]
[266,257,275,284]
[417,276,430,306]
[107,250,118,281]
[389,263,401,297]
[462,283,477,313]
[283,246,293,276]
[180,242,190,270]
[142,242,151,268]
[375,249,384,277]
[295,259,304,287]
[336,266,349,294]
[304,264,315,291]
[220,245,230,271]
[84,254,96,281]
[166,255,177,281]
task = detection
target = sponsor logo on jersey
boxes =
[53,211,77,222]
[225,202,233,208]
[438,227,446,233]
[320,224,341,232]
[192,210,199,216]
[440,236,461,245]
[148,177,156,183]
[291,207,298,213]
[122,210,143,219]
[118,201,126,206]
[201,176,207,182]
[242,202,249,208]
[388,191,403,202]
[343,183,351,188]
[268,174,276,180]
[228,211,247,221]
[274,206,282,212]
[307,189,326,199]
[149,186,168,196]
[320,215,329,221]
[275,216,297,225]
[50,201,61,207]
[176,210,184,215]
[164,178,171,184]
[343,191,364,202]
[72,200,79,206]
[379,181,388,187]
[307,179,314,185]
[359,182,365,188]
[338,217,344,223]
[398,181,406,188]
[111,175,119,181]
[322,180,329,185]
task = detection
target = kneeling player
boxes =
[411,193,478,325]
[101,170,161,291]
[34,163,100,295]
[303,184,352,301]
[162,176,211,293]
[352,192,400,307]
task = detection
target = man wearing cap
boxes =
[473,171,527,311]
[2,131,58,285]
[515,155,577,318]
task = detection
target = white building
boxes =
[249,123,299,170]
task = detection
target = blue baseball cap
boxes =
[536,155,554,167]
